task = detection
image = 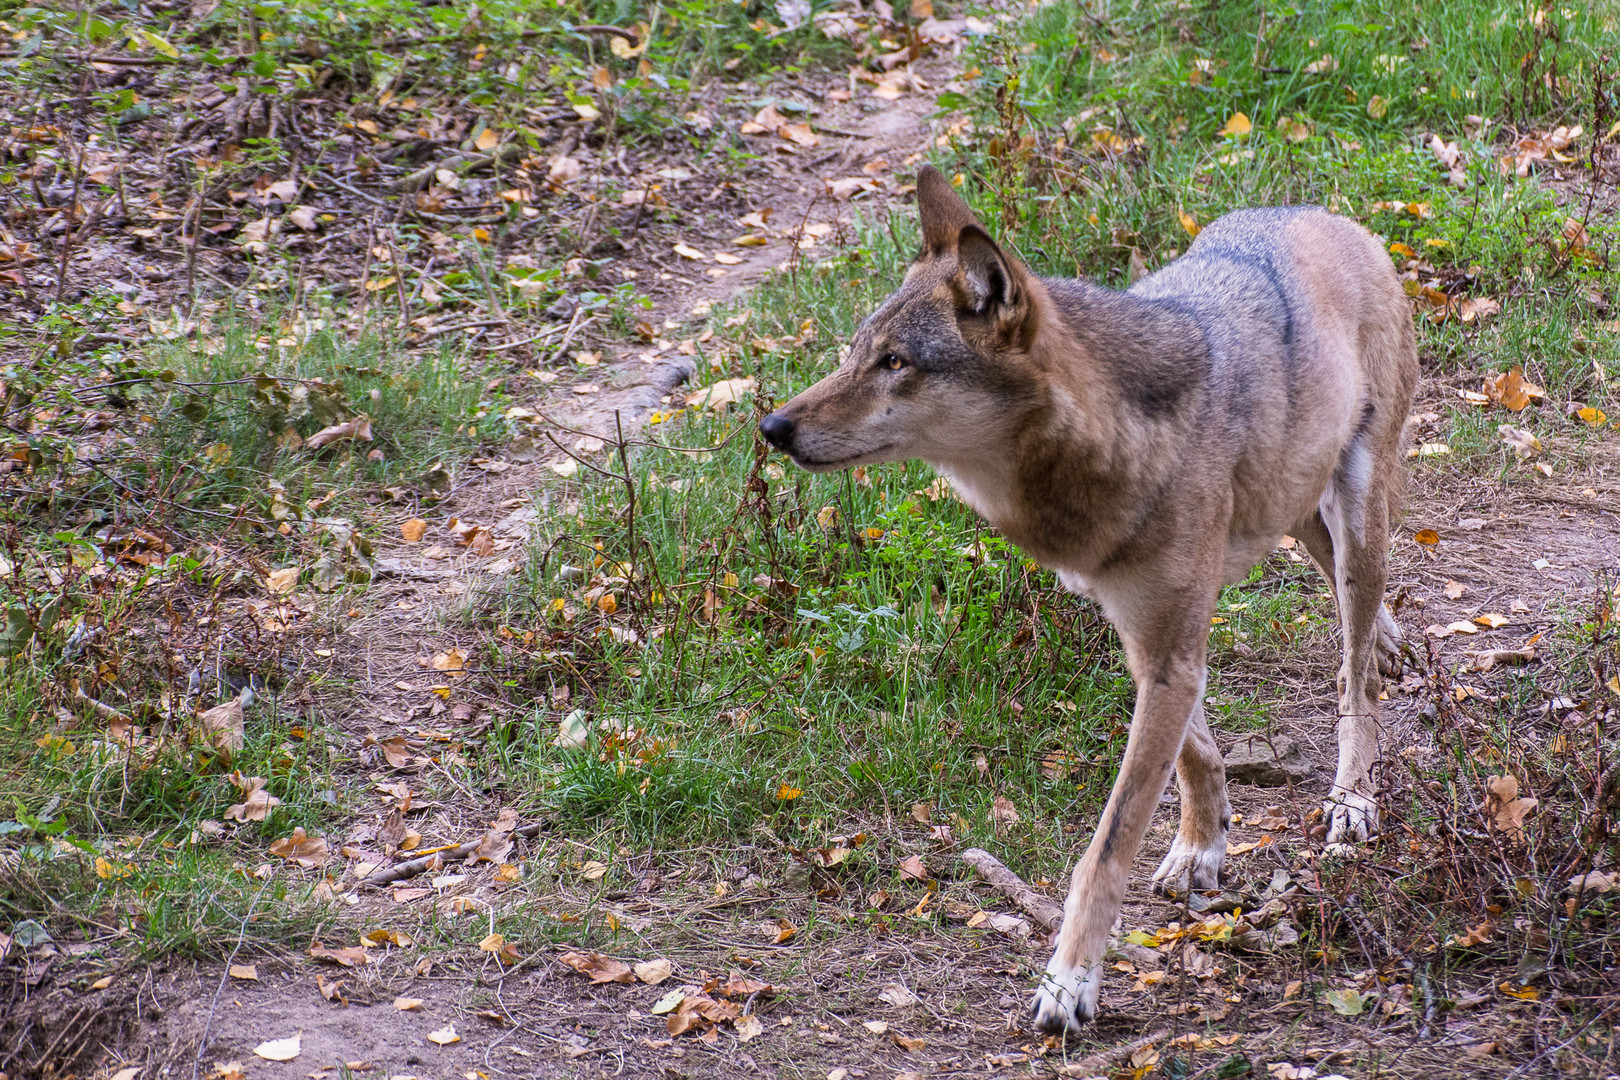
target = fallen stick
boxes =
[962,847,1064,931]
[1059,1028,1171,1078]
[962,847,1161,969]
[358,822,546,887]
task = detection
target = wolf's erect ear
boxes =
[916,165,978,253]
[954,224,1020,316]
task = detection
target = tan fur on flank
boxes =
[758,166,1419,1034]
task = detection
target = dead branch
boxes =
[357,822,545,887]
[962,847,1064,931]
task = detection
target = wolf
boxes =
[758,166,1419,1032]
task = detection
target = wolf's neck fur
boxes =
[938,275,1206,577]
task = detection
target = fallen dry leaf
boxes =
[1483,368,1544,411]
[270,827,330,867]
[253,1034,301,1061]
[266,566,299,596]
[394,996,424,1010]
[430,647,466,674]
[685,377,757,412]
[427,1025,460,1045]
[228,963,259,981]
[898,854,929,881]
[1485,774,1538,841]
[304,415,373,451]
[308,942,368,967]
[635,958,672,984]
[224,772,280,822]
[559,951,635,984]
[401,518,427,542]
[990,796,1020,825]
[1218,112,1252,137]
[199,695,246,755]
[1498,424,1542,460]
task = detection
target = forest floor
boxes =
[2,1,1619,1079]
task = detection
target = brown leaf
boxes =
[199,696,245,754]
[898,854,930,881]
[990,795,1020,825]
[559,951,635,984]
[224,772,281,822]
[401,518,427,542]
[634,958,673,984]
[1484,774,1538,841]
[431,647,467,674]
[467,827,514,866]
[1483,368,1543,411]
[270,827,330,867]
[308,941,368,967]
[718,970,774,997]
[304,415,373,450]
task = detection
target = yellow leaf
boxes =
[1217,112,1252,137]
[1366,95,1389,119]
[479,933,506,952]
[394,996,424,1010]
[1578,406,1607,427]
[401,518,427,542]
[1473,613,1509,629]
[1499,981,1539,1001]
[1389,242,1416,258]
[92,975,114,990]
[133,28,180,58]
[774,783,804,801]
[1414,529,1440,546]
[1178,209,1201,238]
[673,242,708,261]
[36,733,75,755]
[266,566,298,595]
[428,1025,461,1045]
[733,234,768,246]
[229,964,259,981]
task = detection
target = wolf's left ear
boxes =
[917,165,978,254]
[954,224,1021,316]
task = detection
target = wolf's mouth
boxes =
[791,443,896,470]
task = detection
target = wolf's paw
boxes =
[1151,833,1226,898]
[1375,605,1407,678]
[1324,789,1379,844]
[1031,959,1101,1036]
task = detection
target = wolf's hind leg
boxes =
[1151,700,1230,897]
[1293,511,1405,678]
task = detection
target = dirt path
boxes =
[110,31,1003,1080]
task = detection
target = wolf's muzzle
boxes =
[758,412,795,452]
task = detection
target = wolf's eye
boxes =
[882,353,905,371]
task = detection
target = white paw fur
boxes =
[1032,957,1101,1035]
[1151,832,1227,897]
[1324,789,1379,843]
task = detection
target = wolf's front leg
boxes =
[1032,668,1205,1034]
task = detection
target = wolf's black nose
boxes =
[759,412,795,450]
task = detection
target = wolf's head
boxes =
[759,166,1047,474]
